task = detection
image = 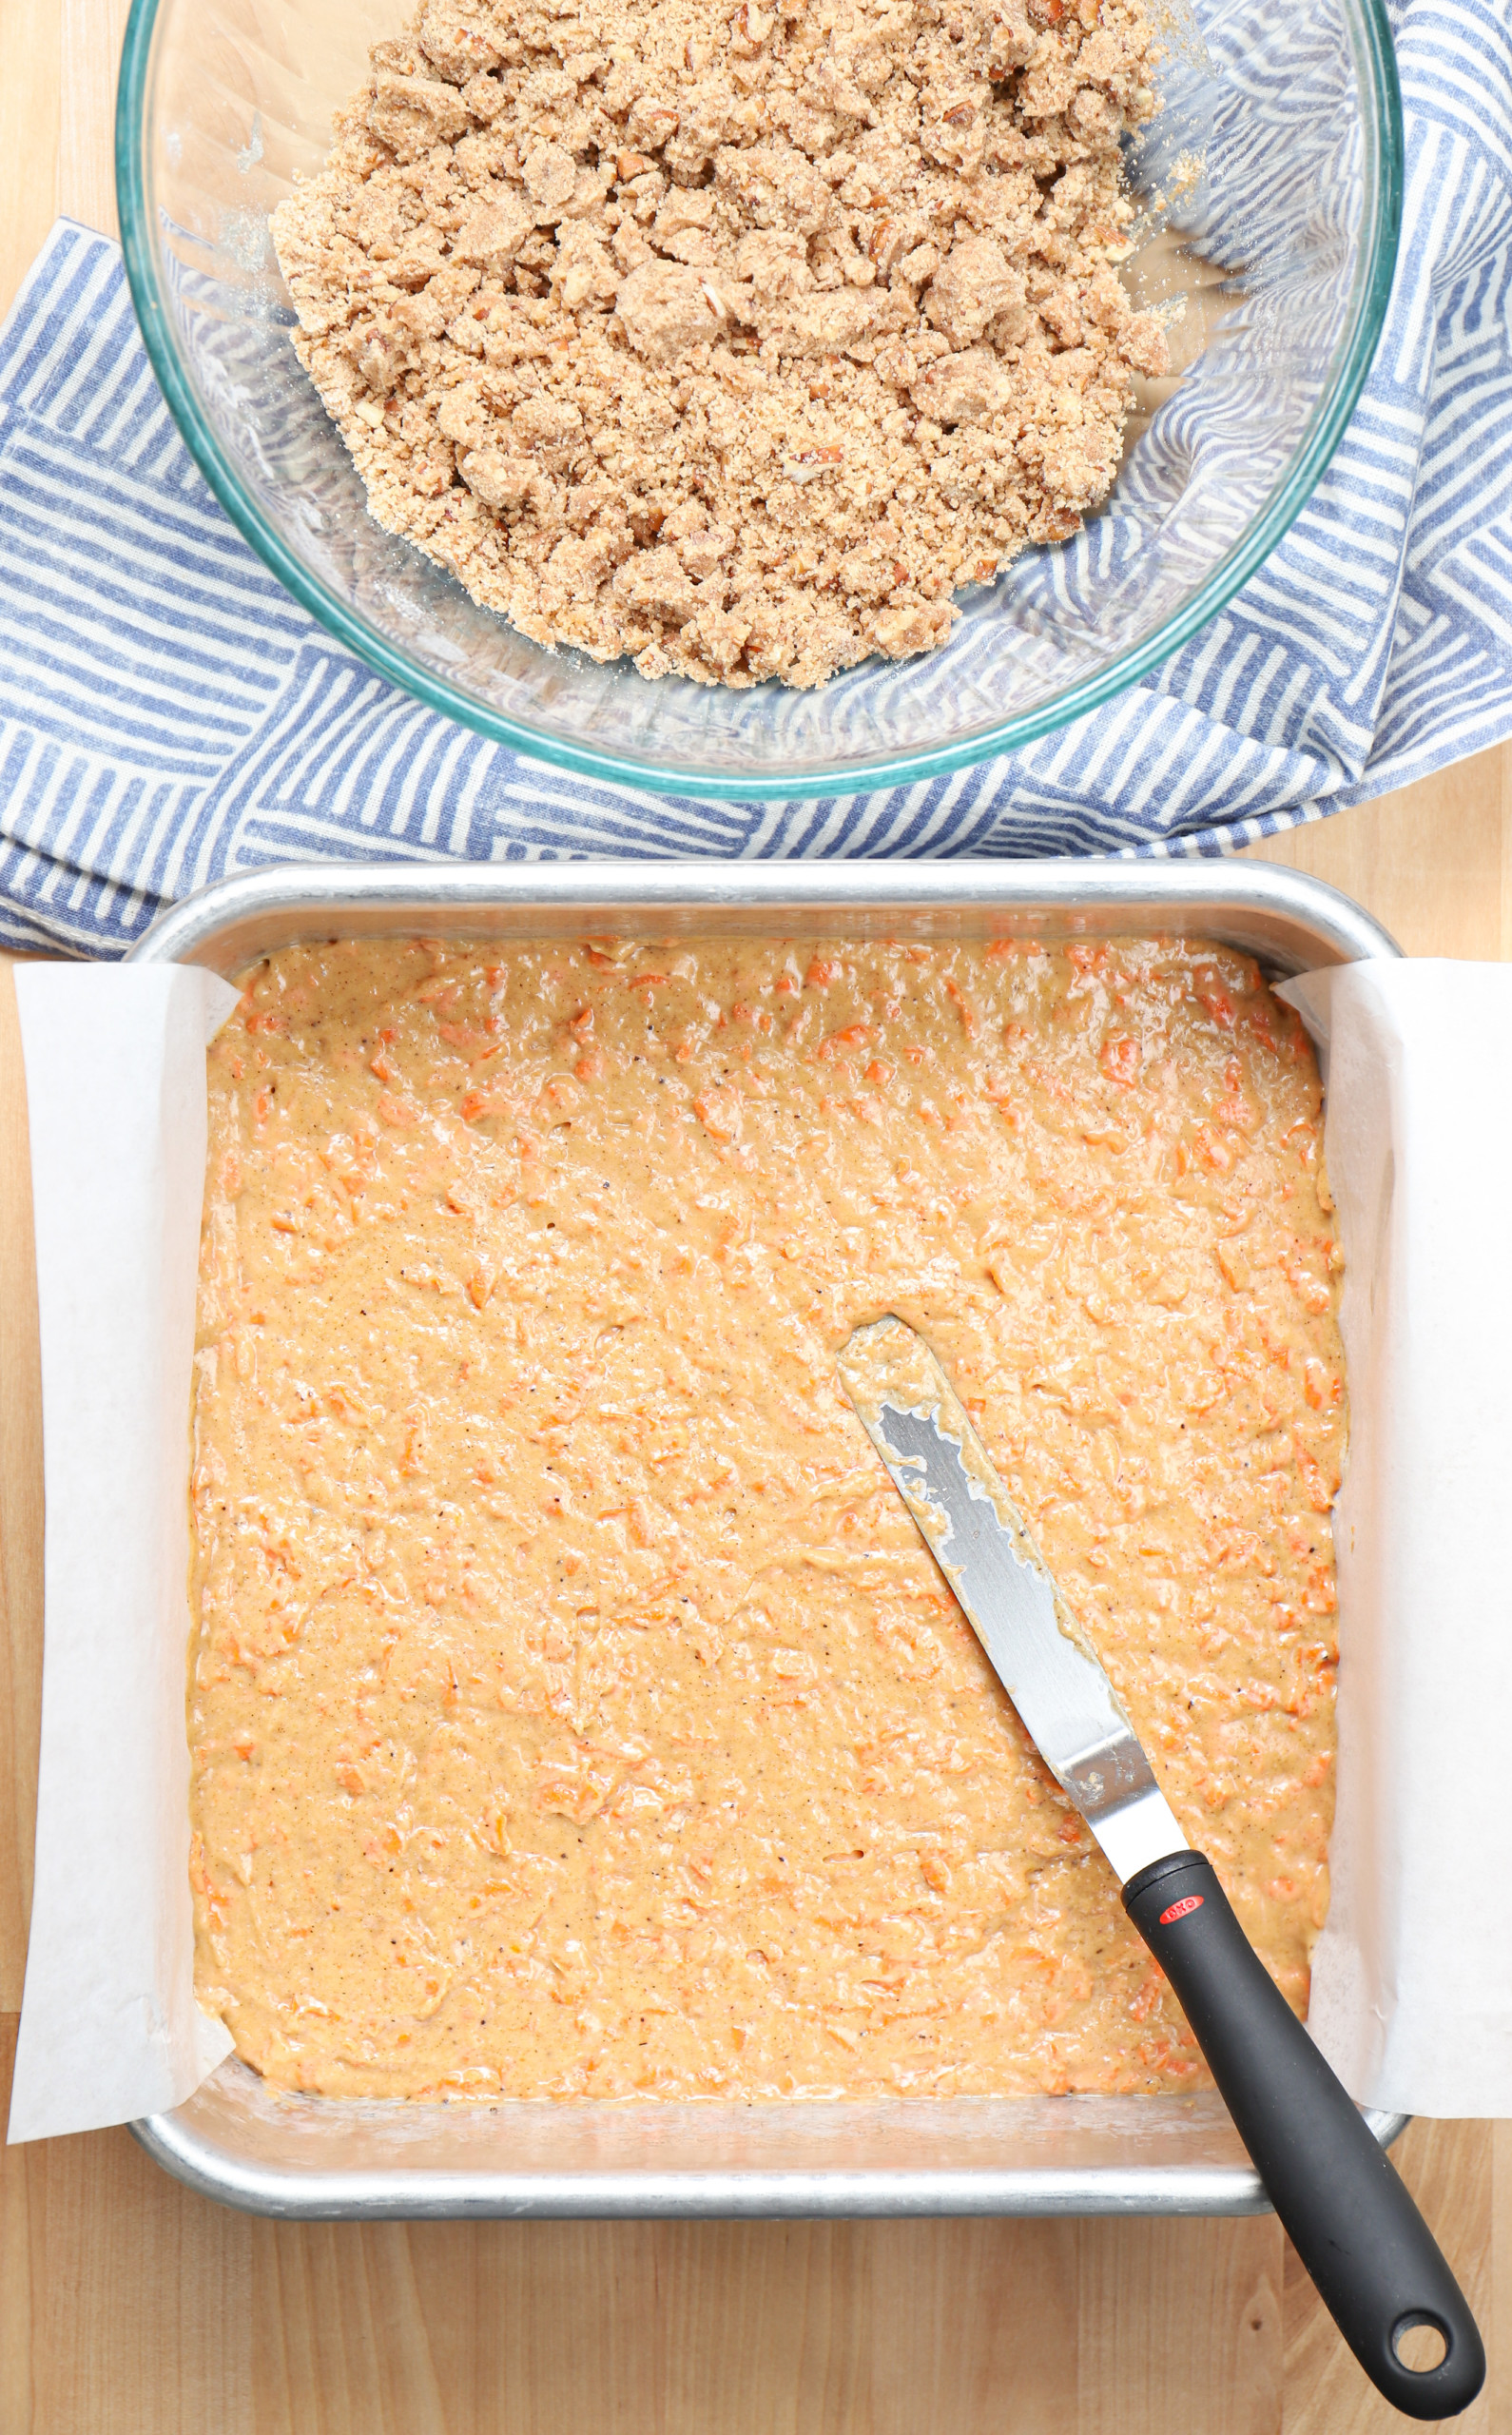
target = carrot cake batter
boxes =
[189,934,1344,2100]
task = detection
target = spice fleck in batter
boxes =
[189,936,1344,2100]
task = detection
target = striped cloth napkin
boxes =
[0,0,1508,954]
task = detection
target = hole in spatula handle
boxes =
[1393,2318,1449,2376]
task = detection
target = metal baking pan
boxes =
[126,855,1406,2219]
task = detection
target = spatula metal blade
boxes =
[839,1315,1187,1886]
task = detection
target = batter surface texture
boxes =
[190,935,1344,2100]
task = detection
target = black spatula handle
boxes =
[1124,1851,1484,2421]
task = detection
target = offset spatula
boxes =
[839,1316,1484,2423]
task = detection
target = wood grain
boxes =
[0,0,130,336]
[0,0,63,323]
[59,0,130,252]
[3,2067,1504,2435]
[1076,2214,1281,2435]
[1497,2123,1512,2435]
[0,11,1507,2420]
[1246,741,1512,964]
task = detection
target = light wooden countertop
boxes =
[1,12,1508,2426]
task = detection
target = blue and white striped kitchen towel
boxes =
[0,0,1509,954]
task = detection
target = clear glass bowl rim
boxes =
[115,0,1404,805]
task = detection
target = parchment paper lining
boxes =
[8,957,1510,2139]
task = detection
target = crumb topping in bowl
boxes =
[273,0,1167,689]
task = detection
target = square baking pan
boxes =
[126,855,1405,2219]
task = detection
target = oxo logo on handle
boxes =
[1158,1895,1206,1925]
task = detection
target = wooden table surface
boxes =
[1,13,1510,2428]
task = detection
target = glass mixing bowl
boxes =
[117,0,1401,802]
